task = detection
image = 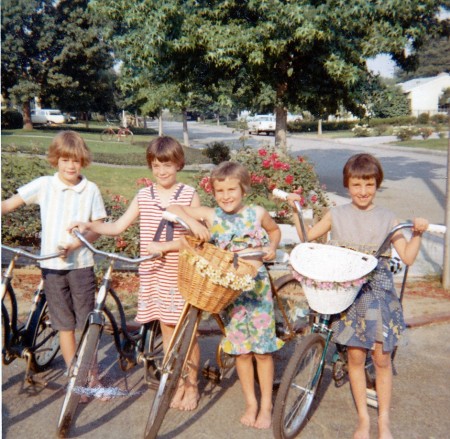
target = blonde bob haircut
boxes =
[47,131,92,168]
[210,161,251,195]
[146,136,185,170]
[343,153,384,189]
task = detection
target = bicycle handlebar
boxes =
[1,244,63,261]
[72,229,161,264]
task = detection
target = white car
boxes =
[31,109,65,125]
[247,114,276,135]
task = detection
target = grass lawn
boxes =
[390,137,448,151]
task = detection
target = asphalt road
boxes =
[2,322,450,438]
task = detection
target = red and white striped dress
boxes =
[136,183,196,324]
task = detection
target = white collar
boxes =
[52,172,87,193]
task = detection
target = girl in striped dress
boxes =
[70,136,202,411]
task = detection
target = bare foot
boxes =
[170,382,185,409]
[354,416,370,439]
[240,403,258,427]
[378,413,393,439]
[254,406,272,429]
[178,382,200,411]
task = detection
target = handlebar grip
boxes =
[427,224,446,234]
[272,188,289,200]
[162,211,179,222]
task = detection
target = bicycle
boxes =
[56,230,164,438]
[100,120,134,144]
[1,245,62,385]
[271,221,446,439]
[143,211,311,439]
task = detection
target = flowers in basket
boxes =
[182,250,256,292]
[291,270,369,291]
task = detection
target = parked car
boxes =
[31,109,65,125]
[247,114,276,135]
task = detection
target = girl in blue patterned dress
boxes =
[167,161,284,430]
[287,154,429,439]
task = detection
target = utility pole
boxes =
[443,129,450,289]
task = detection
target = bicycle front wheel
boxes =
[57,324,101,438]
[144,306,200,439]
[100,129,114,141]
[30,299,59,371]
[273,333,325,439]
[144,320,164,386]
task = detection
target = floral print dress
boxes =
[210,206,284,355]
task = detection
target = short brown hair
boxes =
[210,161,251,194]
[47,131,92,167]
[146,136,185,170]
[343,153,384,188]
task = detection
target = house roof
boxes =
[399,72,450,93]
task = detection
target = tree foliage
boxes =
[1,0,115,128]
[90,0,446,149]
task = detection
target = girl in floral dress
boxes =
[287,153,429,439]
[167,161,284,430]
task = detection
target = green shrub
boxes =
[202,142,230,165]
[394,126,419,141]
[1,109,23,129]
[430,114,449,124]
[288,120,356,133]
[1,154,51,247]
[352,124,375,137]
[419,127,434,139]
[417,113,430,124]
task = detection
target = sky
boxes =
[366,54,396,78]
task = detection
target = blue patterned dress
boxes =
[210,206,284,355]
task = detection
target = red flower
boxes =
[310,194,318,203]
[200,176,212,193]
[136,177,152,187]
[285,175,294,184]
[262,159,271,168]
[273,161,283,170]
[297,156,305,163]
[258,149,267,156]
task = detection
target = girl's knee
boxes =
[254,353,272,363]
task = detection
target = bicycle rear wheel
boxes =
[30,299,59,371]
[144,306,200,439]
[57,323,101,438]
[273,333,325,439]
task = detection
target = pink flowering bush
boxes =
[194,146,329,222]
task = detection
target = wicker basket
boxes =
[177,236,257,314]
[290,243,378,314]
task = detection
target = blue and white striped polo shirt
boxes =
[18,173,107,270]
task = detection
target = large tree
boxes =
[1,0,56,129]
[91,0,446,149]
[1,0,115,128]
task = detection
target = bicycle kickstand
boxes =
[23,350,48,387]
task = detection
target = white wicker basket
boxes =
[290,243,378,314]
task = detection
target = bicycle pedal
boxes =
[201,366,221,383]
[366,388,378,408]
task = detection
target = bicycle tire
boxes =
[144,306,200,439]
[57,324,101,438]
[273,333,325,439]
[1,301,10,357]
[145,320,164,384]
[100,129,115,142]
[30,299,59,372]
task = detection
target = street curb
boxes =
[405,312,450,328]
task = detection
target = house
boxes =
[398,72,450,116]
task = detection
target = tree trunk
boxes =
[275,106,288,152]
[318,119,322,136]
[22,102,33,130]
[182,109,190,147]
[158,111,163,136]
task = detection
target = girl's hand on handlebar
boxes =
[190,221,210,242]
[262,246,277,261]
[67,221,89,234]
[286,193,302,208]
[412,217,429,235]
